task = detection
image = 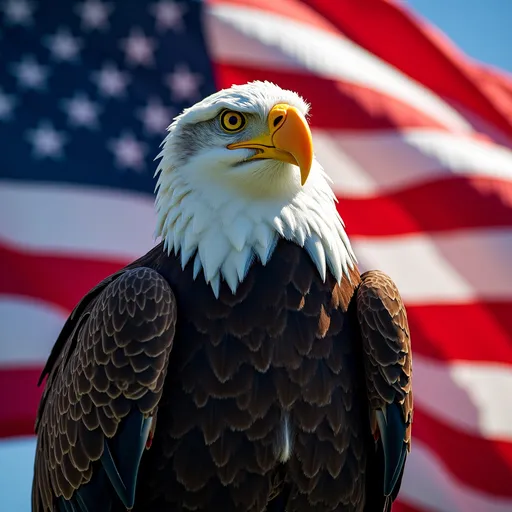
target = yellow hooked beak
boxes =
[227,103,314,186]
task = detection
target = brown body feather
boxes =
[32,240,413,512]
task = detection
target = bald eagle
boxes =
[32,81,413,512]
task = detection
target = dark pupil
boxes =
[228,115,238,126]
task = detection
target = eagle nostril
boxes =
[273,115,284,128]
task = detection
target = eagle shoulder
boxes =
[355,269,413,509]
[32,266,177,511]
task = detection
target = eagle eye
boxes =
[220,110,246,133]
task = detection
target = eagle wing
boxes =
[356,270,413,511]
[32,267,176,512]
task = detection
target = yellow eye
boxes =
[220,110,246,133]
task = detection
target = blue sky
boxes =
[407,0,512,72]
[1,2,510,511]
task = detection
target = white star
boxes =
[2,0,34,26]
[75,0,113,31]
[137,98,173,135]
[0,89,16,121]
[44,28,82,62]
[61,93,101,128]
[166,64,202,103]
[92,63,130,98]
[26,121,67,159]
[11,55,49,91]
[120,28,156,67]
[150,1,186,32]
[109,132,148,171]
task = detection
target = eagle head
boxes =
[154,81,356,297]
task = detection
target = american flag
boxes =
[1,0,512,510]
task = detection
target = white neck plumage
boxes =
[154,160,357,298]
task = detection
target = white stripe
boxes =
[353,228,512,303]
[0,297,66,367]
[0,437,37,512]
[400,440,512,512]
[5,294,512,443]
[313,129,512,197]
[0,181,155,260]
[1,439,511,512]
[414,355,512,440]
[4,144,511,260]
[3,184,512,303]
[4,299,512,443]
[205,3,472,133]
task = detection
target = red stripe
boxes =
[339,176,512,237]
[300,0,512,144]
[0,367,42,438]
[393,503,430,512]
[0,242,126,313]
[2,246,512,365]
[208,0,340,36]
[213,63,452,132]
[210,0,512,143]
[407,302,512,364]
[471,64,512,124]
[210,0,512,144]
[413,407,512,497]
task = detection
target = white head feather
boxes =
[154,81,356,297]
